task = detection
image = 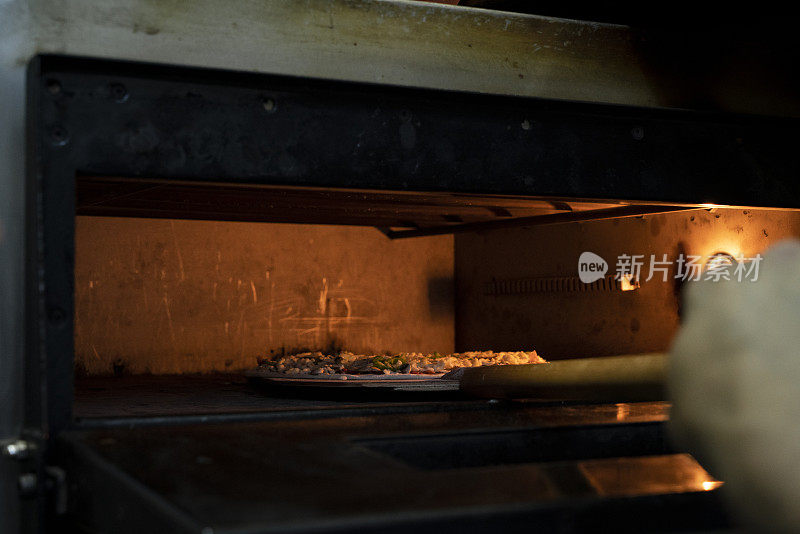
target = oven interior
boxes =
[73,179,800,420]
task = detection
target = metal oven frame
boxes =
[21,54,800,531]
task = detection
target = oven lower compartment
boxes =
[55,402,730,533]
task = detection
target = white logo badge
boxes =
[578,251,608,283]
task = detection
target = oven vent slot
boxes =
[485,275,623,295]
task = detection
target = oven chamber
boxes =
[21,55,800,533]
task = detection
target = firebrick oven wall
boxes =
[74,216,454,375]
[456,208,800,359]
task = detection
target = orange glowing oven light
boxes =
[620,274,640,291]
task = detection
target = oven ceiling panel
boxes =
[76,176,630,229]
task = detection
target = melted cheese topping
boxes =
[259,350,545,375]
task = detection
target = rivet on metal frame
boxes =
[109,82,129,103]
[49,125,70,146]
[261,97,277,113]
[45,79,61,96]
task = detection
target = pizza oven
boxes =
[14,50,800,534]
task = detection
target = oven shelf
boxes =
[74,373,476,424]
[73,373,364,419]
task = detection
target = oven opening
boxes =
[71,175,800,424]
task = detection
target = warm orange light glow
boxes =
[620,274,639,291]
[695,239,744,267]
[706,252,736,270]
[702,480,723,491]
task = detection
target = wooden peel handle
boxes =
[458,353,668,401]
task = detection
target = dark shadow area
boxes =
[358,421,672,470]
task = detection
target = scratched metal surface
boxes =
[456,207,800,358]
[74,217,454,375]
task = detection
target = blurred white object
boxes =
[670,239,800,531]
